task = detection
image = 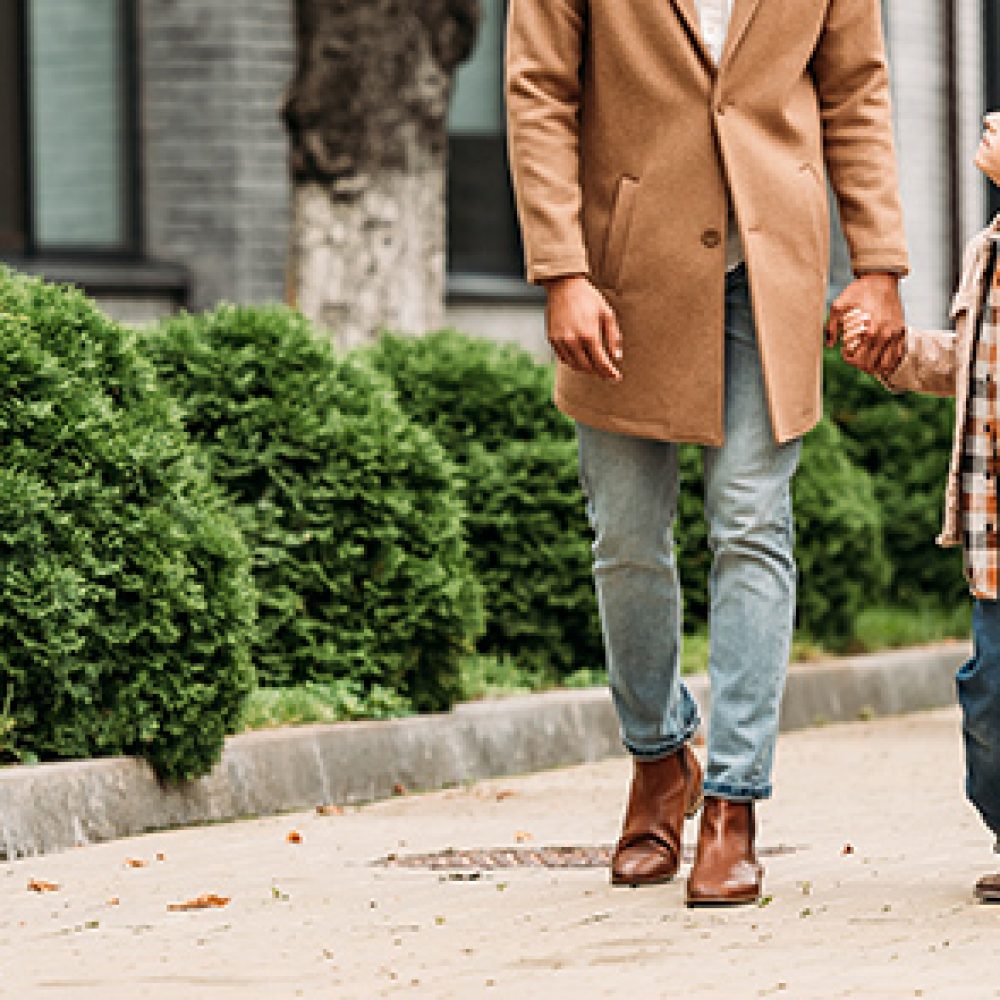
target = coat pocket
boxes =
[797,163,827,264]
[599,175,639,291]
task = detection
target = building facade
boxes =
[0,0,997,351]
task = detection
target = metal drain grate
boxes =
[375,843,800,871]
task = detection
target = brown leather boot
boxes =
[975,873,1000,903]
[685,796,762,906]
[610,744,703,887]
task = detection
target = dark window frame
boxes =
[0,0,28,253]
[3,0,144,263]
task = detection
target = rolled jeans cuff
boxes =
[702,779,773,802]
[623,717,700,761]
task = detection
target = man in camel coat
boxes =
[505,0,909,905]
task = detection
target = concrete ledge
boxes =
[0,642,971,860]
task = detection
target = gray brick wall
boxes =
[885,0,952,329]
[139,0,294,309]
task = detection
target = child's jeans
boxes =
[960,599,1000,849]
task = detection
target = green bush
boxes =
[823,349,964,606]
[0,269,255,779]
[371,331,898,665]
[145,307,482,711]
[793,417,890,645]
[368,331,603,679]
[669,422,889,646]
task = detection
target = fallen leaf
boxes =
[107,897,120,906]
[514,831,533,844]
[167,894,230,912]
[286,830,303,845]
[155,853,166,862]
[393,782,408,796]
[495,790,515,802]
[841,843,855,856]
[124,858,148,869]
[27,879,59,893]
[316,804,344,817]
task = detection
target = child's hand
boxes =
[839,308,906,379]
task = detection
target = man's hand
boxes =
[839,307,907,379]
[826,272,904,349]
[543,275,622,381]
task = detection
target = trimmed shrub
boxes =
[793,417,890,644]
[144,307,482,711]
[372,331,891,653]
[0,269,255,779]
[823,349,964,606]
[368,331,603,679]
[670,420,889,646]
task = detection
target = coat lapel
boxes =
[720,0,764,71]
[669,0,714,69]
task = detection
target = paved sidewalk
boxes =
[2,708,998,1000]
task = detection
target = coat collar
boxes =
[720,0,765,72]
[669,0,765,74]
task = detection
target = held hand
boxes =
[826,272,905,350]
[839,307,907,379]
[542,275,623,382]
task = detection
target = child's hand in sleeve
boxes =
[839,308,907,380]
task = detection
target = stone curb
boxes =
[0,642,971,860]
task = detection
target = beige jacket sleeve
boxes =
[810,0,910,276]
[884,326,958,398]
[505,0,589,284]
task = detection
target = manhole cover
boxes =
[375,843,800,871]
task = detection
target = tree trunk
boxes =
[283,0,480,350]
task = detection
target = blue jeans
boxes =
[960,600,1000,847]
[576,265,801,800]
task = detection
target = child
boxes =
[840,111,1000,904]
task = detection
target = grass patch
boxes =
[849,603,971,653]
[241,681,412,731]
[238,606,971,732]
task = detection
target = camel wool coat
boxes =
[505,0,909,444]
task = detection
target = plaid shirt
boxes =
[961,242,1000,599]
[887,217,1000,597]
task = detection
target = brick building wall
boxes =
[131,1,988,341]
[139,0,294,310]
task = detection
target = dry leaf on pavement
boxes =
[287,830,303,844]
[167,894,231,912]
[124,858,148,868]
[514,831,533,844]
[27,879,59,893]
[316,804,344,816]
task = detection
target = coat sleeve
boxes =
[884,326,959,398]
[810,0,910,276]
[505,0,590,284]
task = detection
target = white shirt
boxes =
[695,0,731,65]
[694,0,744,270]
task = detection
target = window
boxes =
[2,0,139,258]
[447,0,525,281]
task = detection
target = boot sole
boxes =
[610,873,677,888]
[684,894,761,908]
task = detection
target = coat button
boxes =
[701,228,722,249]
